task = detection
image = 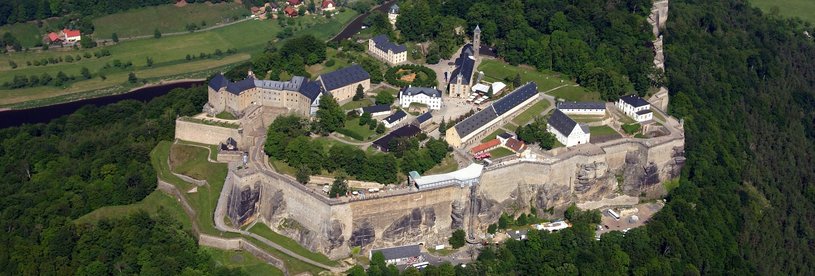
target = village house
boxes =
[547,109,591,147]
[321,0,336,12]
[557,101,606,116]
[317,65,371,103]
[616,95,653,122]
[445,82,539,148]
[382,110,407,128]
[368,34,407,65]
[399,86,441,110]
[61,29,81,44]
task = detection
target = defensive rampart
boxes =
[174,118,242,145]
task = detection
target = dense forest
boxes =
[396,0,656,100]
[0,0,230,26]
[355,0,815,274]
[0,87,247,274]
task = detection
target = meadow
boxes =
[93,2,249,39]
[750,0,815,23]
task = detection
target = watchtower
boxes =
[473,25,481,59]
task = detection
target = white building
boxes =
[547,109,590,147]
[387,4,399,26]
[409,163,484,190]
[557,101,606,116]
[471,82,506,95]
[400,86,442,110]
[370,244,422,266]
[61,29,81,44]
[616,95,653,122]
[368,34,407,65]
[358,104,391,117]
[382,110,407,128]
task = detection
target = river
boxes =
[330,0,399,42]
[0,80,204,129]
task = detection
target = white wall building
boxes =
[616,95,653,122]
[557,101,606,116]
[382,110,407,128]
[400,86,442,110]
[368,34,407,65]
[547,109,591,147]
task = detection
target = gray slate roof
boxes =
[416,112,432,123]
[210,73,322,102]
[454,107,498,138]
[636,109,653,115]
[548,109,578,136]
[493,82,537,115]
[557,101,606,110]
[209,74,227,90]
[361,104,391,114]
[371,244,421,260]
[384,110,407,124]
[389,4,399,14]
[401,86,440,97]
[620,95,650,108]
[497,132,513,139]
[450,44,475,85]
[319,65,370,91]
[371,34,407,54]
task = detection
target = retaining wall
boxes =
[175,119,241,145]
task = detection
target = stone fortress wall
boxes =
[224,131,684,259]
[175,119,242,145]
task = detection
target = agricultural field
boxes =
[0,9,358,108]
[93,2,249,39]
[750,0,815,23]
[478,60,574,91]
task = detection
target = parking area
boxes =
[596,201,664,236]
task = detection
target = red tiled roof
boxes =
[62,29,81,38]
[288,0,302,5]
[471,139,500,154]
[284,6,297,16]
[504,138,526,153]
[251,6,260,13]
[322,0,334,8]
[47,32,60,42]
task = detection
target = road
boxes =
[330,0,399,42]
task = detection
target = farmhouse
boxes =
[557,101,606,116]
[616,95,653,122]
[43,32,61,45]
[369,245,422,265]
[204,72,325,118]
[399,86,441,110]
[368,34,407,65]
[445,82,539,148]
[321,0,336,11]
[448,26,481,98]
[503,138,527,153]
[318,65,371,103]
[547,109,590,147]
[58,29,81,44]
[284,6,298,17]
[382,110,407,128]
[358,104,391,117]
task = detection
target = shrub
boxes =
[336,128,365,141]
[622,123,641,135]
[384,64,438,87]
[325,59,336,67]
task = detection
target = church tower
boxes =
[473,25,481,59]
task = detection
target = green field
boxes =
[74,190,191,230]
[93,2,249,39]
[570,114,607,123]
[203,248,284,276]
[589,125,619,137]
[170,143,216,180]
[424,156,459,174]
[548,85,601,102]
[0,9,358,108]
[341,98,373,110]
[512,99,552,125]
[488,147,515,158]
[478,60,573,92]
[751,0,815,23]
[341,118,378,141]
[248,225,337,266]
[0,22,45,48]
[481,129,506,143]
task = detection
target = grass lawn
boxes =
[270,159,297,176]
[203,248,284,276]
[424,156,460,174]
[170,143,216,180]
[307,48,350,76]
[370,87,398,97]
[341,98,373,110]
[488,147,515,158]
[512,99,551,125]
[589,125,619,137]
[478,60,573,92]
[481,129,506,143]
[215,111,238,120]
[548,85,601,102]
[751,0,815,23]
[248,225,337,266]
[93,2,249,39]
[74,190,191,231]
[570,114,607,123]
[341,118,377,141]
[0,10,358,108]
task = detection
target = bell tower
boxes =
[473,25,481,59]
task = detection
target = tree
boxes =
[154,28,162,39]
[375,123,385,134]
[487,224,497,234]
[316,94,345,133]
[512,73,522,87]
[329,175,348,198]
[359,112,372,126]
[516,213,527,225]
[8,60,16,69]
[439,119,447,135]
[55,71,68,86]
[80,67,91,79]
[296,166,311,184]
[111,32,118,42]
[298,6,307,16]
[79,36,96,48]
[353,84,365,101]
[128,72,138,83]
[449,229,466,249]
[486,85,494,98]
[146,57,153,67]
[375,90,394,105]
[368,118,377,130]
[498,213,510,229]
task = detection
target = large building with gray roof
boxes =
[205,71,326,118]
[368,34,407,65]
[317,65,371,103]
[448,25,481,98]
[445,82,539,148]
[547,109,590,147]
[399,86,442,110]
